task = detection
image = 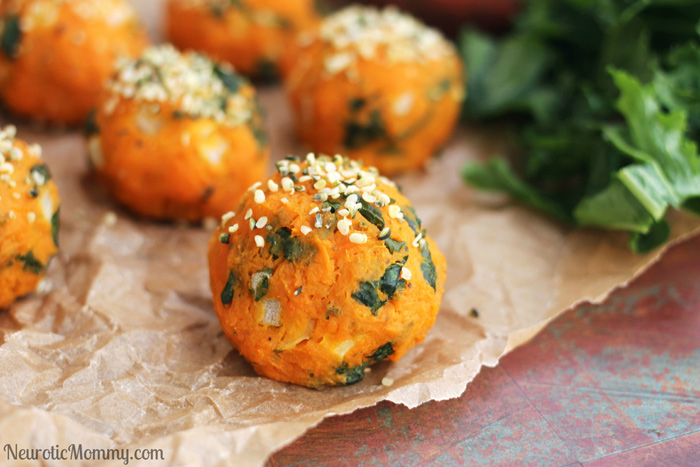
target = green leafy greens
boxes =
[459,0,700,252]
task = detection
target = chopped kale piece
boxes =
[349,97,367,112]
[402,206,423,235]
[378,258,408,298]
[214,64,243,93]
[51,209,60,247]
[84,109,100,136]
[30,164,51,186]
[352,281,386,315]
[268,228,315,262]
[172,110,187,120]
[358,199,385,230]
[1,15,21,60]
[16,251,44,274]
[336,362,368,385]
[384,237,406,254]
[369,343,394,362]
[344,110,387,149]
[219,233,231,244]
[420,242,437,291]
[220,271,237,305]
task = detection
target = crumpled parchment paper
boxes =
[1,2,699,466]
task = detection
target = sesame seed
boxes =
[389,205,403,219]
[379,227,391,239]
[289,163,301,174]
[249,218,256,230]
[381,377,394,387]
[268,180,279,192]
[281,177,294,192]
[400,267,412,280]
[254,189,265,204]
[281,198,289,204]
[249,182,262,191]
[362,192,377,203]
[301,226,312,235]
[298,175,312,183]
[349,232,367,244]
[221,211,236,224]
[309,207,320,215]
[254,235,264,248]
[256,217,268,229]
[338,208,350,217]
[337,218,352,236]
[245,208,253,220]
[412,232,423,247]
[314,179,327,190]
[228,223,239,233]
[27,212,36,223]
[103,212,118,227]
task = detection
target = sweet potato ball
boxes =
[0,126,60,308]
[0,0,149,125]
[208,153,446,387]
[285,6,465,175]
[87,45,270,222]
[166,0,321,78]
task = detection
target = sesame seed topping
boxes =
[338,208,350,217]
[349,232,367,244]
[256,217,268,229]
[249,181,262,191]
[400,267,412,280]
[254,189,266,204]
[281,198,289,204]
[412,232,423,248]
[245,209,253,220]
[268,180,279,192]
[107,45,257,127]
[103,212,118,227]
[301,226,312,235]
[281,177,294,192]
[254,235,265,248]
[337,218,352,236]
[221,211,235,224]
[381,377,394,387]
[388,205,403,219]
[27,212,36,223]
[228,223,239,233]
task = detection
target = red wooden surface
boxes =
[267,235,700,466]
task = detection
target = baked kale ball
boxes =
[208,153,446,387]
[0,0,149,125]
[166,0,321,78]
[0,127,60,308]
[286,6,464,175]
[88,45,270,222]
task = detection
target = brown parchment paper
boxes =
[1,2,700,466]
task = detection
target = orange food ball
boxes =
[0,127,60,308]
[166,0,322,78]
[286,6,465,175]
[0,0,149,125]
[208,154,446,387]
[88,45,270,222]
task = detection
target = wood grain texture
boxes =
[267,235,700,466]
